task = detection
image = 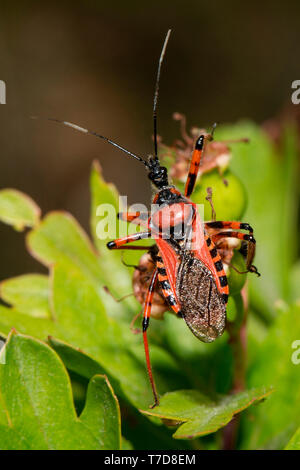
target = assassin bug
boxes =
[48,30,259,407]
[130,187,256,327]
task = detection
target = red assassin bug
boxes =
[130,189,257,327]
[49,30,259,407]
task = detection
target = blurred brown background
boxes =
[0,0,299,279]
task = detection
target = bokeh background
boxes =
[0,0,300,279]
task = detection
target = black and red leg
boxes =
[205,235,229,303]
[184,123,217,198]
[205,221,259,275]
[184,135,205,198]
[155,253,182,315]
[117,211,149,227]
[142,268,160,407]
[107,231,152,250]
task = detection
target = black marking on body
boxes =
[166,294,176,306]
[107,241,116,249]
[247,234,256,243]
[157,267,167,276]
[195,135,204,150]
[160,280,171,290]
[206,237,212,247]
[214,260,223,272]
[186,174,196,195]
[240,223,253,232]
[143,317,149,332]
[206,221,224,229]
[176,254,226,343]
[219,275,228,287]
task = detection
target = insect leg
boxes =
[156,254,182,315]
[117,212,149,228]
[205,221,254,233]
[210,230,259,275]
[142,268,160,407]
[184,135,205,197]
[205,235,229,303]
[206,221,257,272]
[107,231,152,250]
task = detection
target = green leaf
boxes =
[0,274,51,318]
[162,314,233,395]
[27,211,103,284]
[240,303,300,449]
[140,387,272,440]
[121,436,134,450]
[48,336,106,380]
[0,331,121,450]
[290,260,300,303]
[90,161,130,289]
[0,305,56,338]
[80,374,121,450]
[47,338,192,450]
[0,189,40,231]
[285,427,300,450]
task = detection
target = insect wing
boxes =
[189,210,224,294]
[176,254,226,342]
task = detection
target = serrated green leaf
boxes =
[0,274,51,318]
[140,387,272,439]
[0,331,121,449]
[0,189,40,231]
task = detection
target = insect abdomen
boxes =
[176,254,226,342]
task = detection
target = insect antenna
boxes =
[33,116,150,169]
[153,29,171,162]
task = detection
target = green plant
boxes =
[0,121,299,450]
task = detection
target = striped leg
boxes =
[205,235,229,304]
[184,135,205,197]
[210,230,259,275]
[107,231,152,250]
[156,253,182,315]
[117,211,149,228]
[205,221,254,233]
[206,221,257,272]
[142,269,160,407]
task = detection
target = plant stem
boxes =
[222,288,248,449]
